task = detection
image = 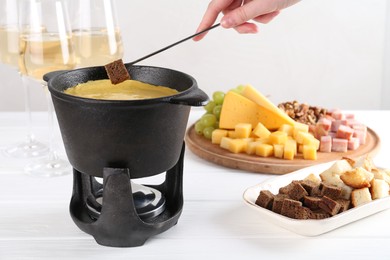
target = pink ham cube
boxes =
[348,137,360,150]
[331,111,345,120]
[331,120,348,132]
[332,138,348,152]
[336,125,354,140]
[320,135,332,153]
[317,117,332,131]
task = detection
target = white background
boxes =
[1,0,389,111]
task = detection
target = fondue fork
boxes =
[127,23,220,66]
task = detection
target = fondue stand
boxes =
[45,65,208,247]
[70,146,185,247]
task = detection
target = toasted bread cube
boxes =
[351,188,372,207]
[279,124,294,136]
[269,131,288,145]
[340,167,374,189]
[372,168,390,185]
[253,122,271,139]
[211,129,228,144]
[256,143,274,157]
[304,173,321,184]
[303,145,317,160]
[235,123,252,138]
[273,144,284,158]
[370,179,390,200]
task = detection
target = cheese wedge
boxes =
[219,91,261,129]
[241,85,296,130]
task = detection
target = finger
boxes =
[221,0,299,28]
[252,10,280,24]
[233,22,258,34]
[193,0,236,41]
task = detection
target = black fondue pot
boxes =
[46,65,208,178]
[45,65,208,247]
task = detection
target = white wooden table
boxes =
[1,109,389,259]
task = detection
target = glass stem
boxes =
[21,74,35,144]
[43,82,58,161]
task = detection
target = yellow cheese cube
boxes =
[286,139,297,155]
[234,123,252,138]
[294,131,314,144]
[303,137,320,150]
[303,145,317,160]
[220,137,232,150]
[255,137,271,144]
[255,143,274,157]
[273,144,284,158]
[279,124,294,136]
[228,139,247,153]
[269,131,288,145]
[252,122,271,139]
[246,141,260,155]
[283,140,296,160]
[227,130,236,138]
[293,123,309,140]
[211,129,228,144]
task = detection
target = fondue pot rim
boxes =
[46,65,208,106]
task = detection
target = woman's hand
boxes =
[193,0,301,41]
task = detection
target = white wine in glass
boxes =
[1,0,49,159]
[70,0,124,68]
[19,0,76,177]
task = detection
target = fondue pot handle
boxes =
[168,88,209,106]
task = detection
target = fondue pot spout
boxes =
[46,65,208,178]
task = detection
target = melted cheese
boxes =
[64,79,178,100]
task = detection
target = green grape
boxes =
[204,101,216,113]
[195,120,205,135]
[236,85,246,93]
[214,120,219,129]
[200,114,217,127]
[213,105,222,119]
[203,126,215,139]
[212,91,225,105]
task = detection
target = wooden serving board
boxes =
[185,125,381,174]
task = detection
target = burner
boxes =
[86,182,166,221]
[69,144,185,247]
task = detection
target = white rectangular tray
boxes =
[243,161,390,236]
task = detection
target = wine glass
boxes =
[69,0,124,68]
[1,0,49,159]
[19,0,76,177]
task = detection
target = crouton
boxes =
[351,188,372,207]
[370,179,390,200]
[340,167,374,189]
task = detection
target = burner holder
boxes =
[69,143,185,247]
